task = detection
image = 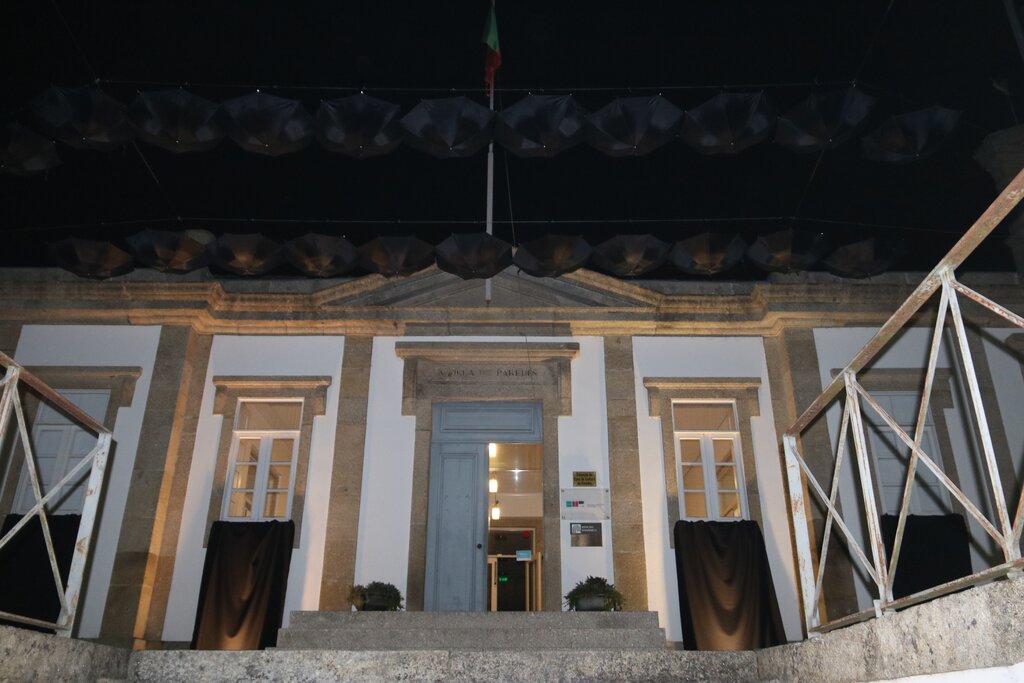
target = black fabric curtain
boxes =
[674,519,785,651]
[191,520,294,650]
[881,513,972,599]
[0,513,81,631]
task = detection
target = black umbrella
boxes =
[128,89,224,153]
[681,91,776,155]
[401,97,495,158]
[210,233,283,275]
[669,233,747,275]
[747,229,830,273]
[29,85,134,151]
[126,229,211,273]
[48,238,134,279]
[435,233,513,279]
[221,92,313,156]
[0,123,60,176]
[358,236,435,277]
[285,233,359,277]
[495,94,587,158]
[590,234,669,277]
[861,106,961,163]
[315,94,403,158]
[587,96,684,157]
[513,235,592,278]
[775,87,877,152]
[823,237,906,278]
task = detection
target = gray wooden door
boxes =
[424,441,488,611]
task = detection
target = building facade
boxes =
[0,265,1020,648]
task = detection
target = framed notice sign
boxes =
[570,522,603,547]
[559,487,610,520]
[572,471,597,487]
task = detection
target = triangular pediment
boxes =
[316,266,662,309]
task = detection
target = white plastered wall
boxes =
[12,324,162,638]
[813,327,997,610]
[631,336,801,643]
[161,335,344,641]
[353,336,615,605]
[982,328,1024,489]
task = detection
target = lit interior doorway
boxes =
[486,442,543,611]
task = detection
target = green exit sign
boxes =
[498,576,509,583]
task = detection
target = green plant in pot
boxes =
[564,576,624,611]
[349,581,403,611]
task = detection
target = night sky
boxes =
[0,0,1020,276]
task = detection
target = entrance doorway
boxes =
[424,402,544,612]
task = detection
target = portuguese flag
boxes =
[482,2,501,95]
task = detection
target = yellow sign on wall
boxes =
[572,471,597,487]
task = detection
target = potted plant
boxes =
[564,576,624,611]
[350,581,404,611]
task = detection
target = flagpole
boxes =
[485,86,495,304]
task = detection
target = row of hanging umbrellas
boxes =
[47,229,905,281]
[1,85,962,175]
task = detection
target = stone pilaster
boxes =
[603,336,648,611]
[319,337,373,610]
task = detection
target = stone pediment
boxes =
[318,266,661,309]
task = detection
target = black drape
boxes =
[881,513,972,599]
[674,520,785,650]
[0,513,81,631]
[191,520,294,650]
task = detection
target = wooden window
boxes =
[672,401,748,521]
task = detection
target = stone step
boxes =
[275,626,667,651]
[286,609,661,631]
[129,648,761,682]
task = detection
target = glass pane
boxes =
[236,438,261,462]
[228,492,253,518]
[237,401,302,431]
[232,464,257,489]
[673,403,735,431]
[264,492,288,518]
[271,439,295,462]
[267,464,291,490]
[684,492,707,518]
[716,465,737,490]
[679,439,701,463]
[718,492,741,518]
[681,465,704,490]
[713,439,734,462]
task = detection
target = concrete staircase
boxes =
[276,610,668,651]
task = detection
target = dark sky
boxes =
[0,0,1020,275]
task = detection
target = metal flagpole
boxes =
[485,86,495,304]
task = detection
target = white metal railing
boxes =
[0,351,112,636]
[783,168,1024,635]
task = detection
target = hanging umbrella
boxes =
[681,91,776,155]
[221,92,313,156]
[48,238,134,279]
[823,237,906,278]
[513,234,592,277]
[747,229,830,273]
[315,94,403,158]
[29,85,134,151]
[400,97,495,158]
[587,95,684,157]
[775,87,877,152]
[590,234,669,277]
[495,94,587,158]
[126,229,210,273]
[210,233,283,275]
[435,233,513,279]
[128,89,224,153]
[669,233,747,275]
[862,106,961,163]
[285,233,359,277]
[358,236,435,277]
[0,123,60,176]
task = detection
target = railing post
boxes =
[783,433,820,633]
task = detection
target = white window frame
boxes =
[220,398,302,522]
[671,400,749,522]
